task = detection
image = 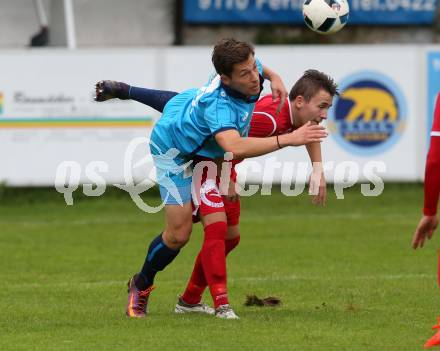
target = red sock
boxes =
[181,233,240,306]
[208,235,240,308]
[181,253,207,305]
[201,222,228,308]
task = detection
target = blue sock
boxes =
[128,87,178,113]
[135,233,180,290]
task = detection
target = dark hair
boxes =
[289,70,338,102]
[212,38,255,77]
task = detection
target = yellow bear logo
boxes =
[341,88,398,122]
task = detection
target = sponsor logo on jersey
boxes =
[328,71,406,156]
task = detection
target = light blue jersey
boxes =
[150,58,264,205]
[151,59,264,161]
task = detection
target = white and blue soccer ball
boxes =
[302,0,350,35]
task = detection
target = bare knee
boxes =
[164,221,192,249]
[164,202,193,249]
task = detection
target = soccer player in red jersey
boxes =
[411,94,440,348]
[96,69,336,318]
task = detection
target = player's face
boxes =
[296,89,333,127]
[221,55,261,97]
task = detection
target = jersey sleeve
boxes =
[424,137,440,216]
[202,96,238,135]
[424,93,440,216]
[249,112,276,137]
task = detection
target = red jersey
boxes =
[227,95,294,176]
[424,93,440,216]
[249,95,294,137]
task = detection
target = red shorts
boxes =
[192,179,240,226]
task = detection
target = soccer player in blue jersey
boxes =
[114,38,327,318]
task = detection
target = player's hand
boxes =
[270,75,288,115]
[309,170,327,206]
[285,122,328,146]
[412,215,439,249]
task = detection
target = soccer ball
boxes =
[303,0,350,35]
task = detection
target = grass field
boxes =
[0,184,439,350]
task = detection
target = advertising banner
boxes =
[183,0,437,25]
[0,50,159,185]
[0,46,434,186]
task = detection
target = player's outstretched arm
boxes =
[262,65,288,114]
[412,137,440,249]
[412,99,440,248]
[215,122,327,159]
[306,142,326,206]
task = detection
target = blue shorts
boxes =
[150,132,192,205]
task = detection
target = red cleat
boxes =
[125,274,155,318]
[425,318,440,348]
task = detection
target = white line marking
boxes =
[5,274,434,289]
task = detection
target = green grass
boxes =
[0,183,438,350]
